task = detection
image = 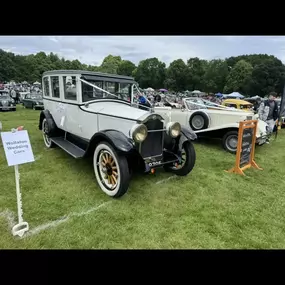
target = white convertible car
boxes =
[154,97,270,153]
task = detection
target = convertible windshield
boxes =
[185,98,207,110]
[81,79,132,103]
[0,95,10,99]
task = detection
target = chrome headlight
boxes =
[11,99,15,103]
[166,122,181,138]
[130,124,148,143]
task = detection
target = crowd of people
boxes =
[0,82,42,103]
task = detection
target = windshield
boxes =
[0,94,10,99]
[81,79,132,103]
[185,98,207,110]
[31,95,42,100]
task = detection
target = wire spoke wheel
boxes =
[93,142,130,198]
[42,118,52,148]
[98,151,119,189]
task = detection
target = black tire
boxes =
[93,141,131,198]
[222,130,238,154]
[189,111,209,130]
[42,118,56,148]
[164,141,196,176]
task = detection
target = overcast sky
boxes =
[1,36,285,66]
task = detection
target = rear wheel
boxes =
[222,130,238,153]
[164,141,196,176]
[93,142,131,198]
[42,118,55,148]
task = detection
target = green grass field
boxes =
[1,106,285,249]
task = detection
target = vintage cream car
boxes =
[39,70,197,198]
[154,97,269,153]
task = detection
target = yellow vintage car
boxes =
[222,99,253,111]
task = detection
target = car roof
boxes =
[223,99,252,105]
[42,70,135,80]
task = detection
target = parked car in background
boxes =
[22,93,44,110]
[19,92,30,103]
[222,99,254,112]
[154,97,269,153]
[0,90,16,111]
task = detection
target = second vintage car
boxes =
[22,93,44,110]
[0,90,16,111]
[154,97,269,153]
[39,71,197,198]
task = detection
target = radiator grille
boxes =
[140,119,164,158]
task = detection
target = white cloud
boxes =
[0,36,285,66]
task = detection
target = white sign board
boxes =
[1,130,35,166]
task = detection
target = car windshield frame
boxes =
[0,95,10,99]
[30,95,42,100]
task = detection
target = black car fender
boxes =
[178,126,197,150]
[38,109,58,136]
[87,129,134,154]
[181,126,197,140]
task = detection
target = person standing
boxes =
[258,92,279,139]
[11,88,17,101]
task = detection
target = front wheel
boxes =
[222,130,238,154]
[93,141,131,198]
[164,141,196,176]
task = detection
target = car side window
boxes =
[25,94,31,99]
[43,77,50,97]
[226,103,237,108]
[63,76,77,101]
[51,76,60,98]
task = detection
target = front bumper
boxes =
[0,105,16,111]
[256,134,270,145]
[143,150,180,172]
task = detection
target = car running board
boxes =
[51,137,85,158]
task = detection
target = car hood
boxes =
[82,101,151,122]
[0,97,12,102]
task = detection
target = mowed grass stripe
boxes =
[0,106,285,249]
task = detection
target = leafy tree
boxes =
[117,60,136,76]
[249,59,285,97]
[202,59,229,93]
[223,60,253,94]
[1,48,285,97]
[100,55,122,74]
[164,59,188,92]
[134,57,166,89]
[186,57,207,90]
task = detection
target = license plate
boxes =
[2,107,9,110]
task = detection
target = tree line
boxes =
[1,49,285,97]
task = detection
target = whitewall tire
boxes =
[93,141,130,198]
[42,118,55,148]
